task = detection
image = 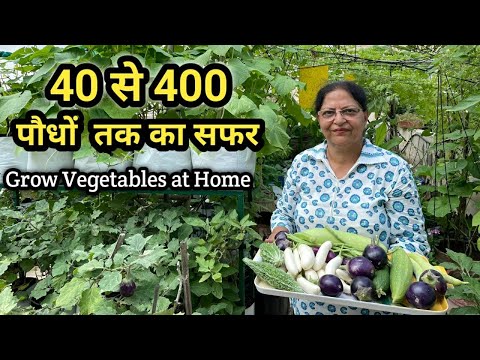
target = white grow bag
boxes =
[133,145,192,174]
[190,147,256,175]
[74,156,133,173]
[27,149,74,172]
[0,136,28,183]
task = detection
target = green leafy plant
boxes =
[0,192,261,314]
[441,249,480,315]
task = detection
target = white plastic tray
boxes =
[253,251,448,315]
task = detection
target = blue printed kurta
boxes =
[270,139,429,315]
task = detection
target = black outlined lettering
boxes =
[104,55,150,108]
[191,169,253,190]
[45,63,103,107]
[10,110,84,151]
[3,169,60,190]
[149,63,232,108]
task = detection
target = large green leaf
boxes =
[151,46,173,62]
[53,47,87,63]
[98,271,122,293]
[79,286,106,315]
[194,49,212,66]
[30,277,52,300]
[448,182,476,197]
[374,121,388,146]
[51,260,70,277]
[27,58,56,85]
[414,165,433,178]
[435,159,468,176]
[211,282,223,299]
[473,211,480,227]
[429,142,459,153]
[154,296,171,314]
[30,98,55,114]
[0,259,12,276]
[443,129,476,141]
[76,259,104,276]
[230,45,245,52]
[99,96,140,119]
[250,105,289,150]
[176,224,193,242]
[209,45,232,57]
[379,136,403,151]
[475,130,480,141]
[0,287,17,315]
[271,74,299,96]
[426,196,460,217]
[131,248,168,268]
[227,58,250,88]
[125,233,147,252]
[190,281,211,296]
[87,107,110,119]
[449,306,480,315]
[207,302,230,315]
[182,217,206,228]
[283,96,312,126]
[447,94,480,111]
[0,91,32,122]
[55,278,89,309]
[245,57,273,76]
[224,92,257,116]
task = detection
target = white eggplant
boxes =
[293,247,302,273]
[313,241,333,271]
[340,279,351,295]
[297,275,321,295]
[284,247,299,276]
[325,255,343,275]
[298,244,315,271]
[304,268,319,284]
[336,268,353,284]
[317,268,326,280]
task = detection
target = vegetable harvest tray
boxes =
[253,251,448,315]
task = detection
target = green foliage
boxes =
[3,44,480,313]
[441,249,480,315]
[0,192,261,314]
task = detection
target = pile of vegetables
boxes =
[244,228,468,312]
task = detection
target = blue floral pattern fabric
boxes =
[271,139,428,315]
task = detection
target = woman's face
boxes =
[317,89,368,149]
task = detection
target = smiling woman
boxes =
[266,80,429,315]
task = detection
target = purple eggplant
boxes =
[274,231,291,250]
[419,269,447,298]
[275,231,288,241]
[325,250,337,263]
[275,239,291,250]
[347,256,375,279]
[319,274,343,297]
[406,281,436,309]
[120,278,137,297]
[350,276,374,302]
[363,242,388,269]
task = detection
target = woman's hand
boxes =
[266,226,289,243]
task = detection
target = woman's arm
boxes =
[266,226,290,243]
[386,160,430,256]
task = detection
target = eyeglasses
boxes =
[318,107,363,121]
